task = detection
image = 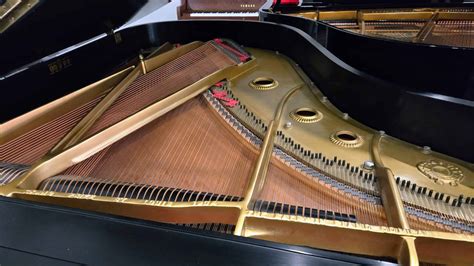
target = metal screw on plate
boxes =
[284,121,292,129]
[422,146,431,154]
[342,113,349,120]
[363,161,375,170]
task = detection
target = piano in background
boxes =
[177,0,267,20]
[268,0,474,48]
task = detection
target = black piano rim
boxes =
[0,196,397,265]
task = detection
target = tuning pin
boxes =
[457,195,464,207]
[452,199,458,207]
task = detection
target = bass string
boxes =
[1,96,104,165]
[83,42,237,138]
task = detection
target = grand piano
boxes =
[1,0,473,265]
[177,0,267,20]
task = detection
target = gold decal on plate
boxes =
[417,160,464,186]
[67,193,96,200]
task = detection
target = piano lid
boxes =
[0,0,153,76]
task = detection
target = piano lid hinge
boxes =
[108,29,123,44]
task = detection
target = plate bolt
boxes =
[363,160,375,170]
